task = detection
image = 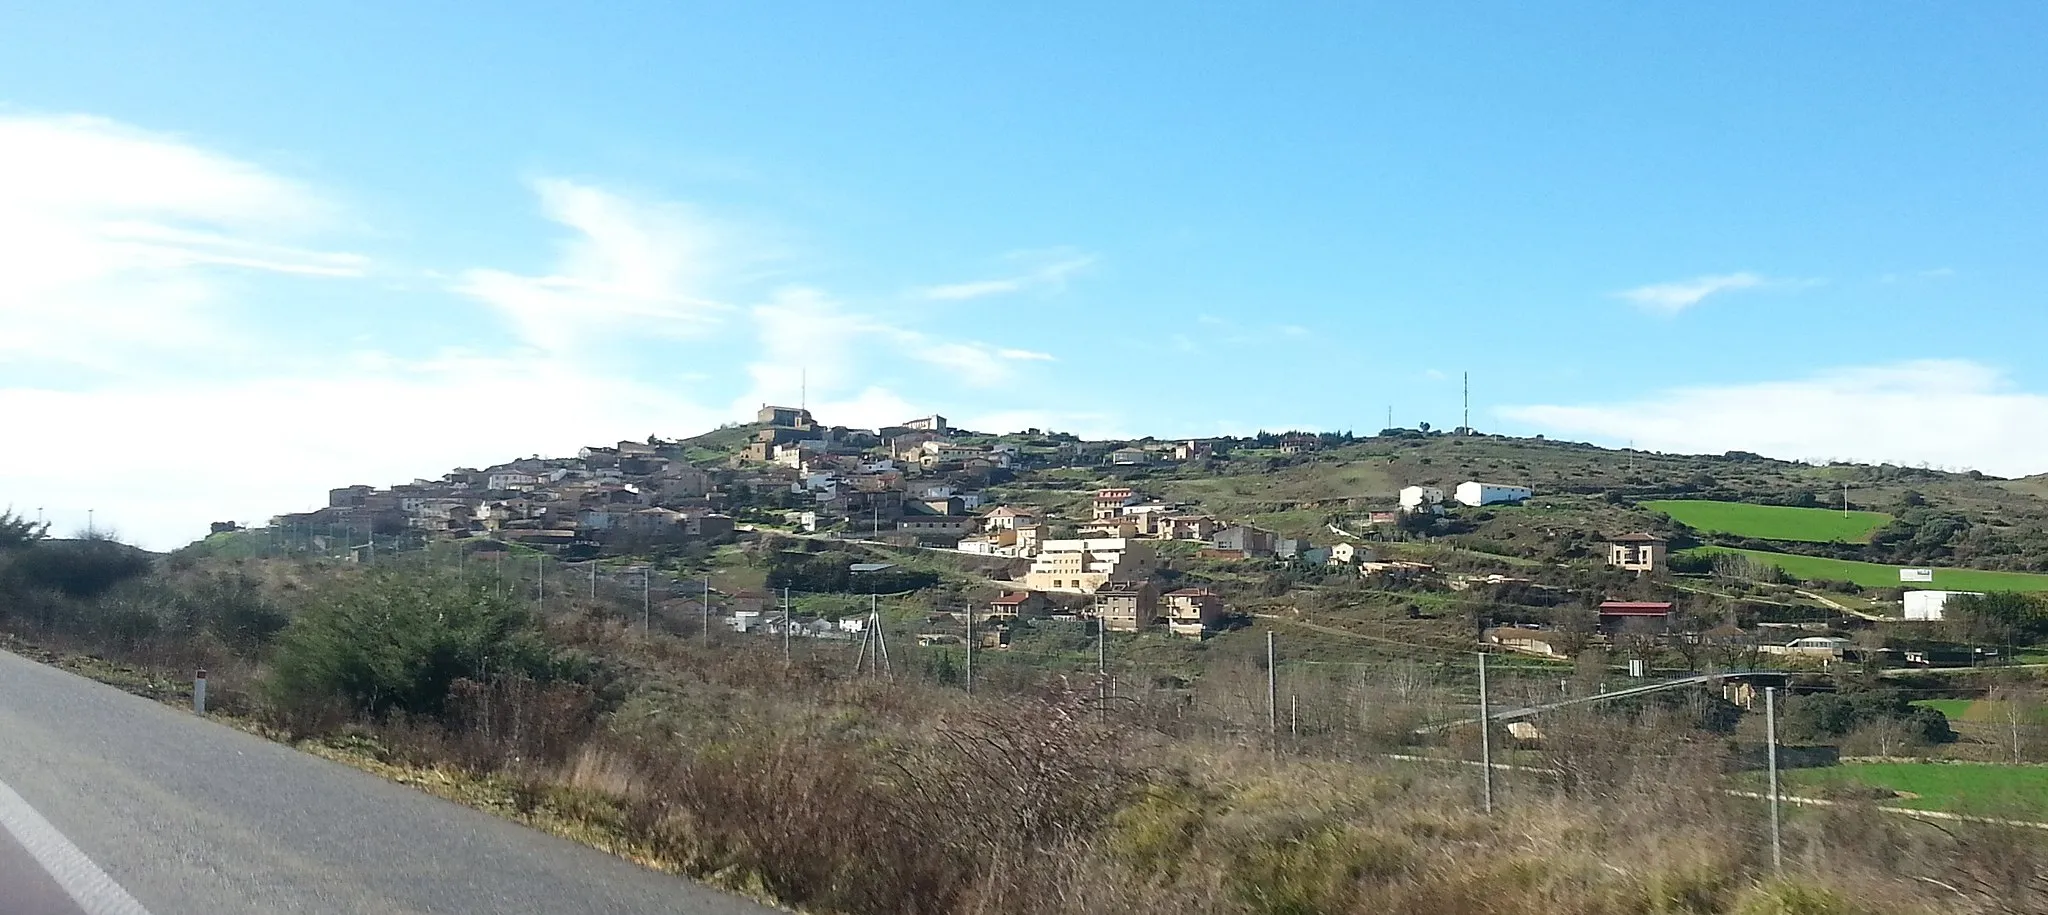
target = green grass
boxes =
[1644,499,1892,543]
[1686,546,2048,592]
[1778,761,2048,818]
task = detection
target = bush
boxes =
[1785,690,1955,745]
[268,568,556,721]
[0,538,154,600]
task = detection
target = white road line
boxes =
[0,776,153,915]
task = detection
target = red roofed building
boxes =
[1597,600,1674,633]
[987,591,1048,620]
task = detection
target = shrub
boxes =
[268,568,555,721]
[0,538,154,600]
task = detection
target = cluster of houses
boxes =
[274,439,735,553]
[948,486,1454,638]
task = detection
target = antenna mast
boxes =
[1463,372,1470,433]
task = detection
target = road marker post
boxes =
[193,669,208,716]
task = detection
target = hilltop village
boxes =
[254,402,2048,673]
[266,405,1565,637]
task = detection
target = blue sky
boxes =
[6,2,2048,548]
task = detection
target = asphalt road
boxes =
[0,648,780,915]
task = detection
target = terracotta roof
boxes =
[1598,601,1674,614]
[992,592,1034,605]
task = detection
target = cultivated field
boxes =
[1688,547,2048,592]
[1644,499,1893,543]
[1779,761,2048,817]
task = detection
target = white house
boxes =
[1398,486,1445,512]
[487,471,539,491]
[1904,590,1981,621]
[1455,481,1533,507]
[1109,448,1150,466]
[1328,542,1373,566]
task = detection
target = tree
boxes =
[1614,618,1664,666]
[1550,608,1597,659]
[1989,679,2045,764]
[0,509,49,550]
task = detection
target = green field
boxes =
[1644,499,1893,543]
[1779,761,2048,817]
[1686,547,2048,593]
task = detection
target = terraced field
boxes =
[1644,499,1892,543]
[1685,547,2048,592]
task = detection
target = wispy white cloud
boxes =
[918,249,1094,301]
[1614,272,1766,315]
[736,286,1062,414]
[1880,267,1956,284]
[0,113,364,369]
[1501,359,2048,476]
[1,112,1077,549]
[454,178,737,354]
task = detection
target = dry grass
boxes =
[12,567,2046,915]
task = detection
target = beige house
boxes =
[1022,538,1159,594]
[1079,519,1139,538]
[1161,588,1227,638]
[1095,580,1160,632]
[1605,533,1668,573]
[1155,515,1220,541]
[982,505,1038,532]
[987,591,1049,620]
[1092,487,1141,520]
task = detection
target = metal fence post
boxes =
[193,669,208,716]
[1478,652,1493,814]
[1767,685,1783,872]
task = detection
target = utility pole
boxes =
[1843,481,1850,518]
[964,603,974,698]
[642,568,651,635]
[1097,616,1107,726]
[1267,631,1278,755]
[1766,686,1783,872]
[537,553,545,602]
[589,562,597,601]
[1477,651,1494,814]
[1463,371,1470,432]
[703,574,712,646]
[782,587,792,664]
